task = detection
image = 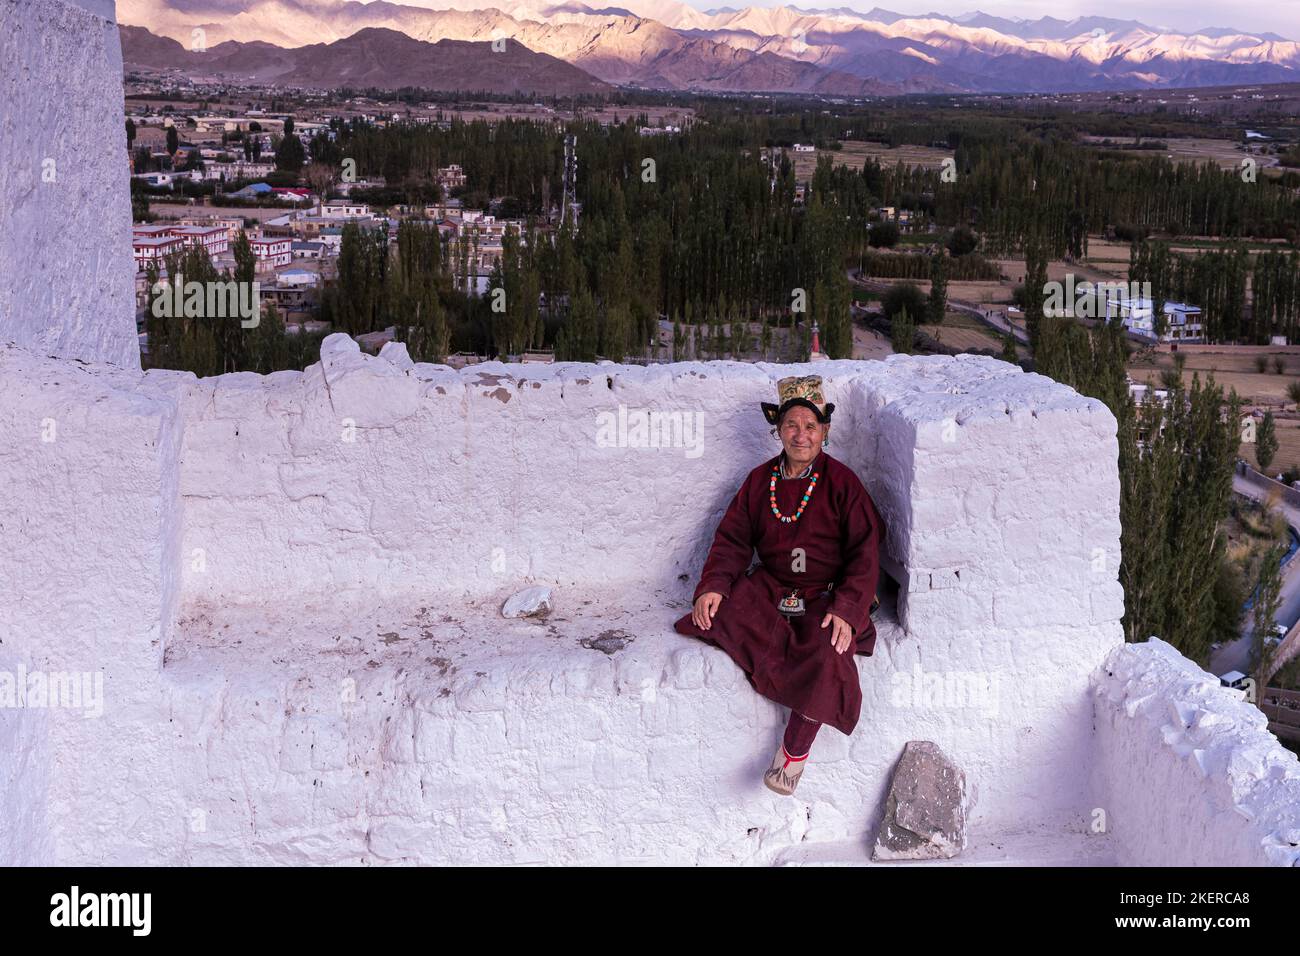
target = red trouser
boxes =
[783,709,822,757]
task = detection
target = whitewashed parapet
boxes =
[0,342,184,863]
[166,336,1124,634]
[0,0,138,368]
[1091,638,1300,866]
[0,645,53,866]
[864,355,1125,637]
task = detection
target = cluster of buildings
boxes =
[132,189,553,346]
[132,221,297,274]
[128,103,586,353]
[128,112,331,184]
[131,219,322,337]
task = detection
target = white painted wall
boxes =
[1092,638,1300,866]
[0,344,182,863]
[0,645,53,866]
[0,0,139,367]
[1,336,1141,863]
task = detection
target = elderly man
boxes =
[673,375,884,796]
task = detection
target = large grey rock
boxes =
[872,740,968,860]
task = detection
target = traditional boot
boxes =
[763,744,808,796]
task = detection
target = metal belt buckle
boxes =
[778,590,806,616]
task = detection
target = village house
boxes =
[191,160,277,183]
[248,235,293,270]
[1109,297,1204,342]
[259,267,321,317]
[132,171,188,189]
[319,200,371,219]
[132,234,184,268]
[177,215,247,242]
[333,177,386,196]
[436,164,467,191]
[168,224,230,258]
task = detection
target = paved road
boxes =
[847,267,1161,350]
[849,267,1029,346]
[1210,476,1300,676]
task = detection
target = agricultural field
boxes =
[1085,235,1291,270]
[852,322,893,360]
[1249,419,1300,476]
[1083,238,1133,272]
[1127,346,1300,408]
[790,140,953,178]
[1079,135,1277,173]
[920,311,1028,358]
[1127,345,1300,473]
[945,279,1010,307]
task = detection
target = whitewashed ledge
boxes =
[1091,638,1300,866]
[159,587,917,864]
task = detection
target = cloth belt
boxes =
[781,584,835,599]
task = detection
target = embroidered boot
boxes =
[763,744,808,796]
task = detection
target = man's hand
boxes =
[693,592,724,630]
[822,611,854,654]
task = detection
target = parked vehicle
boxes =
[1219,670,1251,690]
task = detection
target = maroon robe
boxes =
[673,448,885,736]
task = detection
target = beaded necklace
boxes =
[769,454,820,523]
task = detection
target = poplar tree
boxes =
[927,249,948,330]
[1000,331,1018,364]
[1252,544,1285,688]
[892,306,915,355]
[1024,241,1048,354]
[1256,411,1279,472]
[823,268,853,359]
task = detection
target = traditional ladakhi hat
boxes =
[761,374,836,426]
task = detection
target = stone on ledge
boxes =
[318,331,359,359]
[502,586,554,619]
[379,341,415,371]
[872,740,968,860]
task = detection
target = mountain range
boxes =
[117,0,1300,95]
[121,25,615,93]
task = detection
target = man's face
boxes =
[779,405,826,465]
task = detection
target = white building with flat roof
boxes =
[1108,297,1204,342]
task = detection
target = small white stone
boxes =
[319,332,360,359]
[501,586,553,619]
[379,342,415,371]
